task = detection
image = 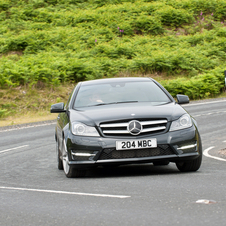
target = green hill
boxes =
[0,0,226,121]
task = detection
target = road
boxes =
[0,98,226,226]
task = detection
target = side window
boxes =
[65,86,76,109]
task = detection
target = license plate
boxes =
[116,138,157,150]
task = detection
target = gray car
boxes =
[51,77,202,178]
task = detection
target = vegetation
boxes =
[0,0,226,122]
[0,83,74,126]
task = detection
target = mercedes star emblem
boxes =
[127,120,142,135]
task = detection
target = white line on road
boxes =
[193,111,226,117]
[186,99,226,107]
[223,141,226,143]
[203,147,226,162]
[0,186,130,199]
[0,122,56,133]
[0,145,29,154]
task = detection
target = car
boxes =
[51,77,202,178]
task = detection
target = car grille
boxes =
[99,118,168,137]
[98,145,174,160]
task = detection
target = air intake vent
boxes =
[98,145,174,160]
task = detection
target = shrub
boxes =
[154,6,194,27]
[161,67,225,99]
[131,15,164,35]
[0,0,226,101]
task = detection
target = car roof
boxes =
[79,77,152,86]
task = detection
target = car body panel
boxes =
[70,102,186,127]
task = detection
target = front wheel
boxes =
[62,139,86,178]
[176,152,202,172]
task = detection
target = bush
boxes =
[154,6,194,27]
[161,67,225,99]
[0,0,226,100]
[131,15,164,35]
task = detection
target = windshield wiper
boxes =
[115,101,138,104]
[91,101,138,107]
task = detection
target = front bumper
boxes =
[65,126,201,168]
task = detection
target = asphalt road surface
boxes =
[0,98,226,226]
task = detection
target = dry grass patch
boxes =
[0,83,75,127]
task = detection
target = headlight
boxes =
[170,114,192,132]
[71,122,99,137]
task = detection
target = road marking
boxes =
[193,110,226,117]
[223,141,226,143]
[186,99,226,107]
[203,147,226,162]
[0,122,56,133]
[196,199,216,204]
[0,145,29,154]
[0,186,130,199]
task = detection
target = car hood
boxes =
[69,102,187,126]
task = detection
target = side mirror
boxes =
[176,94,189,104]
[50,102,66,113]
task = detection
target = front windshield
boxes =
[74,81,171,108]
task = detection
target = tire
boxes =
[153,161,170,166]
[62,139,86,178]
[176,144,202,172]
[56,140,63,170]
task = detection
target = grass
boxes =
[215,90,226,98]
[0,113,56,127]
[0,83,75,127]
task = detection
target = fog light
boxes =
[177,144,197,150]
[71,150,98,161]
[72,153,96,157]
[175,141,197,154]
